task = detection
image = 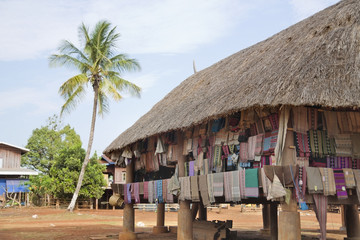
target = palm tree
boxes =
[49,20,141,212]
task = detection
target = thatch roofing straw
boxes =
[104,0,360,154]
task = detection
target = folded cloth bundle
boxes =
[306,167,323,194]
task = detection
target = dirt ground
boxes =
[0,205,348,240]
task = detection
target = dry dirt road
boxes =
[0,205,348,239]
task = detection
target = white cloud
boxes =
[0,0,249,61]
[290,0,340,21]
[0,86,59,115]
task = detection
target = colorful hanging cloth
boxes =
[343,168,356,188]
[224,171,232,202]
[294,132,311,157]
[213,172,224,197]
[245,168,259,198]
[333,168,348,199]
[232,170,241,202]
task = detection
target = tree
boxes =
[22,115,81,173]
[50,148,106,200]
[49,20,141,211]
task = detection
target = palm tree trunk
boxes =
[67,85,99,212]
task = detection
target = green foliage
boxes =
[49,20,141,116]
[50,147,106,199]
[21,115,81,173]
[23,116,106,200]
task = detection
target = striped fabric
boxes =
[239,142,249,162]
[199,175,210,207]
[318,168,336,196]
[232,171,241,202]
[148,181,154,203]
[343,168,356,188]
[134,182,140,204]
[239,169,246,199]
[190,176,200,202]
[143,181,149,199]
[333,169,348,199]
[213,172,224,197]
[224,172,232,202]
[308,108,318,130]
[292,107,309,134]
[260,168,271,196]
[255,134,264,156]
[294,132,311,157]
[207,174,216,203]
[247,136,257,160]
[313,194,328,240]
[334,134,352,157]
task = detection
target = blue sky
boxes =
[0,0,339,154]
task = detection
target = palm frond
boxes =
[60,85,86,116]
[101,78,122,101]
[49,54,90,73]
[108,54,141,73]
[105,72,141,98]
[97,90,109,116]
[59,74,88,99]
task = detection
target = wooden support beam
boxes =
[270,203,278,240]
[198,201,207,221]
[122,159,135,233]
[261,204,271,233]
[153,203,168,234]
[177,154,193,240]
[345,204,360,240]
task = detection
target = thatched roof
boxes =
[104,0,360,154]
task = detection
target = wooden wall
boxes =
[0,146,21,168]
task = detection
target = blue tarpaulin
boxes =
[0,179,6,195]
[6,179,30,193]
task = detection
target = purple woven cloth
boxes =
[333,168,348,199]
[189,161,195,176]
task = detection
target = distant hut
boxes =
[104,1,360,239]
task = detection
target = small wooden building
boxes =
[104,1,360,239]
[0,142,38,206]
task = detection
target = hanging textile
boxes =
[199,175,211,207]
[351,134,360,158]
[263,131,278,155]
[155,137,165,155]
[337,157,351,169]
[211,118,225,133]
[179,176,191,200]
[213,145,222,171]
[213,172,224,197]
[260,156,272,168]
[323,111,339,137]
[313,194,328,240]
[224,171,232,202]
[144,182,149,199]
[333,169,348,199]
[189,161,195,176]
[353,169,360,203]
[134,183,140,204]
[268,113,279,130]
[254,134,264,156]
[337,112,352,133]
[148,181,154,203]
[166,179,174,203]
[247,136,257,160]
[238,142,247,162]
[326,156,337,168]
[343,168,356,188]
[275,106,290,165]
[348,112,360,133]
[126,184,132,204]
[232,170,241,202]
[294,132,311,157]
[307,108,318,130]
[245,168,259,198]
[260,168,271,196]
[190,176,200,202]
[162,180,167,203]
[318,168,336,196]
[207,174,216,203]
[306,167,323,194]
[239,169,246,199]
[292,107,309,134]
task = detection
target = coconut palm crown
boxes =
[49,20,141,211]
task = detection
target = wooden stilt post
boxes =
[120,159,137,240]
[153,203,168,233]
[270,203,278,240]
[191,202,199,220]
[345,204,360,240]
[198,201,207,221]
[56,199,60,209]
[95,198,98,210]
[90,198,93,210]
[261,204,271,233]
[178,155,193,240]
